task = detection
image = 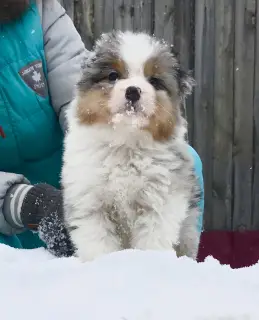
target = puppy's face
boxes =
[77,31,194,141]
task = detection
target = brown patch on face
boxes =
[77,87,112,125]
[144,57,164,78]
[144,92,178,141]
[0,0,30,23]
[111,59,127,78]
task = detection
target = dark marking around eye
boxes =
[108,71,119,82]
[149,77,166,91]
[90,68,119,85]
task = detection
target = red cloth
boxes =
[197,230,259,269]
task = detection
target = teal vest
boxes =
[0,2,63,248]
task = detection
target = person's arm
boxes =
[42,0,89,132]
[0,172,29,235]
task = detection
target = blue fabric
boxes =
[188,146,204,234]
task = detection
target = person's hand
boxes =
[4,183,62,231]
[4,183,74,257]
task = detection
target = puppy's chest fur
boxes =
[86,139,190,232]
[104,145,171,218]
[63,126,195,249]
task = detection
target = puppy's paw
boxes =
[76,240,120,262]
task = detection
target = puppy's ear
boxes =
[175,66,196,98]
[77,51,97,92]
[81,51,96,71]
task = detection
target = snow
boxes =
[1,244,259,320]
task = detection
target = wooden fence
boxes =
[59,0,259,232]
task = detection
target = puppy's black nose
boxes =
[125,86,141,103]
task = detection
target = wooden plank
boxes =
[133,0,153,33]
[253,0,259,230]
[212,0,235,230]
[232,0,256,231]
[93,0,102,37]
[93,0,114,38]
[62,0,74,19]
[113,0,134,31]
[102,0,115,33]
[173,0,195,144]
[58,0,64,7]
[193,0,215,231]
[74,0,94,49]
[113,0,124,31]
[173,0,194,69]
[153,0,175,46]
[123,0,135,31]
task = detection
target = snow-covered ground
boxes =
[0,244,259,320]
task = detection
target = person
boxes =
[0,0,204,258]
[0,0,86,255]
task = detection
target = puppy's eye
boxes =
[108,71,119,82]
[149,77,165,91]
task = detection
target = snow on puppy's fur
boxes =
[62,31,201,262]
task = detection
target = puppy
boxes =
[62,31,201,262]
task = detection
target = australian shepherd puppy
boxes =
[62,31,201,262]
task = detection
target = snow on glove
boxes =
[3,183,75,257]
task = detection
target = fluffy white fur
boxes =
[62,32,201,262]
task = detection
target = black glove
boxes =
[20,183,62,229]
[4,183,74,257]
